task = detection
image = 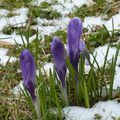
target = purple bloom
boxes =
[20,49,36,101]
[67,17,85,72]
[51,37,67,88]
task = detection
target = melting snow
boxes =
[11,81,24,95]
[33,17,70,36]
[86,43,120,89]
[83,12,120,33]
[0,9,9,17]
[0,8,28,31]
[63,101,120,120]
[41,62,54,76]
[52,0,94,15]
[0,48,16,65]
[0,33,36,45]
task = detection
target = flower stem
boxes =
[62,87,68,106]
[33,97,41,120]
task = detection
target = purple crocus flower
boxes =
[51,37,67,88]
[20,49,36,101]
[67,17,85,73]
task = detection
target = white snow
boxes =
[0,8,28,31]
[11,81,24,95]
[0,33,36,45]
[33,17,70,36]
[0,48,17,65]
[113,66,120,89]
[52,0,94,15]
[104,13,120,32]
[0,8,30,44]
[41,62,54,76]
[8,8,28,27]
[0,9,9,17]
[83,12,120,33]
[83,16,105,31]
[63,100,120,120]
[33,0,94,10]
[89,44,117,68]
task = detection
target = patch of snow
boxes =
[63,100,120,120]
[0,8,28,31]
[83,16,105,31]
[33,17,70,36]
[90,44,117,68]
[83,12,120,33]
[0,9,9,17]
[52,0,94,15]
[0,48,8,55]
[52,3,74,15]
[106,0,113,2]
[0,33,36,45]
[0,48,17,65]
[113,66,120,89]
[11,81,24,95]
[86,44,120,89]
[104,12,120,32]
[41,62,54,76]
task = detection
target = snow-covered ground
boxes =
[3,0,119,96]
[0,0,119,45]
[1,0,120,119]
[0,48,16,65]
[63,100,120,120]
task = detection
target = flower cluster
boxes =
[20,17,89,108]
[51,17,89,88]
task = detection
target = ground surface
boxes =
[0,0,120,120]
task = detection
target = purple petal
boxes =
[51,37,66,88]
[20,49,36,101]
[67,17,83,72]
[79,39,85,54]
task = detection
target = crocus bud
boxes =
[51,37,67,88]
[67,17,85,72]
[20,49,36,101]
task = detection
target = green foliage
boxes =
[22,43,119,119]
[2,26,13,35]
[28,4,61,19]
[71,4,104,19]
[6,12,19,17]
[86,26,110,48]
[93,0,106,4]
[71,1,119,19]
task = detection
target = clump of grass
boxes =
[85,25,120,50]
[86,26,111,48]
[70,4,105,19]
[2,26,13,35]
[94,114,102,120]
[0,0,32,10]
[71,1,120,19]
[6,12,20,17]
[16,27,36,37]
[0,95,35,120]
[93,0,106,4]
[39,1,52,9]
[28,3,61,19]
[2,24,36,36]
